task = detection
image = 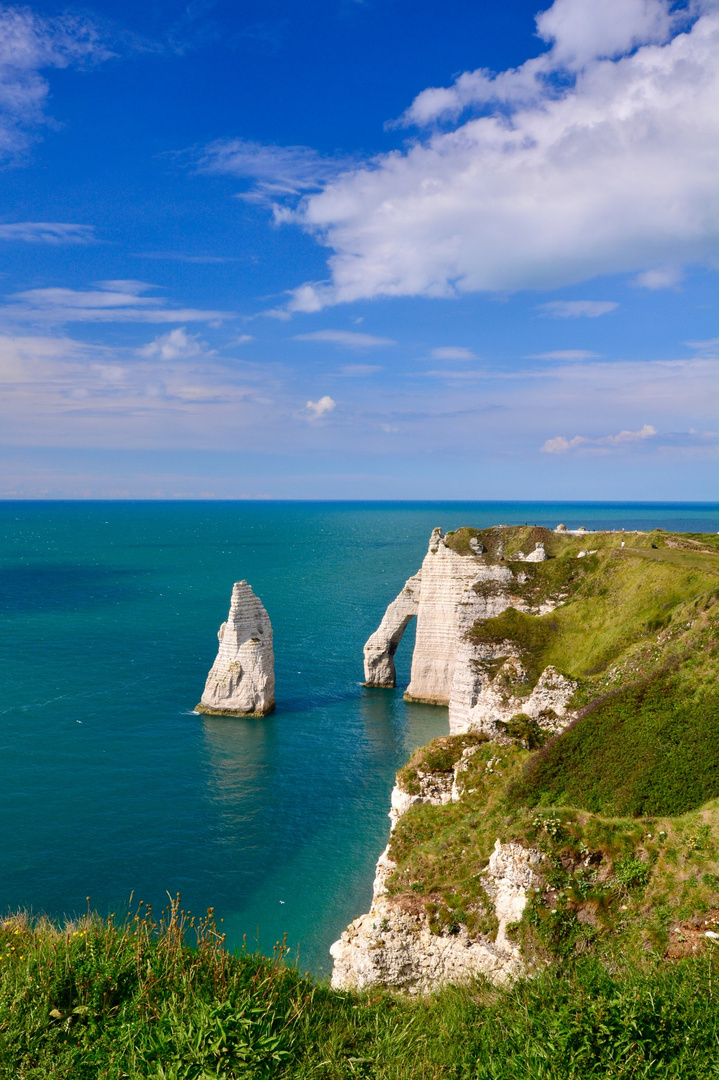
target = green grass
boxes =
[3,904,719,1079]
[513,671,719,816]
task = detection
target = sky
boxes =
[0,0,717,499]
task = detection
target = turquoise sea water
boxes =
[1,501,718,975]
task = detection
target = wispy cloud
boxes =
[2,281,234,325]
[293,329,395,348]
[0,6,111,162]
[425,368,485,381]
[686,337,719,358]
[633,267,684,289]
[133,251,238,264]
[0,221,96,243]
[526,349,601,361]
[538,301,619,319]
[430,346,476,361]
[542,423,657,453]
[197,139,353,205]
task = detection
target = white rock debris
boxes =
[197,580,275,716]
[387,745,482,831]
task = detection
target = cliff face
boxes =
[197,580,275,717]
[330,735,545,993]
[341,525,719,994]
[363,526,571,725]
[364,528,523,704]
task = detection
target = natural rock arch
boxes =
[363,571,421,687]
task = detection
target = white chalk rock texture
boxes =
[329,837,543,995]
[197,580,275,716]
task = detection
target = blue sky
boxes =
[0,0,717,499]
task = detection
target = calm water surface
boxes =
[1,501,717,974]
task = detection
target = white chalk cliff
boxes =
[329,755,544,994]
[364,528,517,704]
[197,580,275,716]
[363,527,574,730]
[336,526,580,992]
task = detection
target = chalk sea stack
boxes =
[196,580,275,717]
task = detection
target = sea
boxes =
[1,501,717,976]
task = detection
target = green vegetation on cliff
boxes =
[382,528,719,971]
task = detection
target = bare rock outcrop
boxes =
[449,646,577,736]
[197,580,275,716]
[329,838,543,994]
[330,746,544,994]
[363,571,422,687]
[364,526,578,735]
[363,529,516,703]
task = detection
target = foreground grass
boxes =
[2,901,719,1079]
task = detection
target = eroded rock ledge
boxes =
[330,749,544,993]
[197,580,275,717]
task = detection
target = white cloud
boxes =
[0,7,109,162]
[305,395,336,418]
[431,346,476,361]
[0,330,270,448]
[293,329,395,348]
[538,301,619,318]
[634,266,684,289]
[281,0,718,310]
[687,337,719,357]
[0,221,96,243]
[197,139,352,204]
[542,423,657,453]
[2,282,234,324]
[134,252,238,264]
[137,328,214,361]
[527,350,601,360]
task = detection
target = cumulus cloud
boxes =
[0,221,96,242]
[431,346,476,361]
[0,6,109,162]
[280,0,718,311]
[305,395,336,418]
[293,329,395,348]
[538,301,619,318]
[542,423,657,453]
[137,328,214,361]
[2,281,234,324]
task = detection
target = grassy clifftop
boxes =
[2,903,719,1078]
[383,528,719,966]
